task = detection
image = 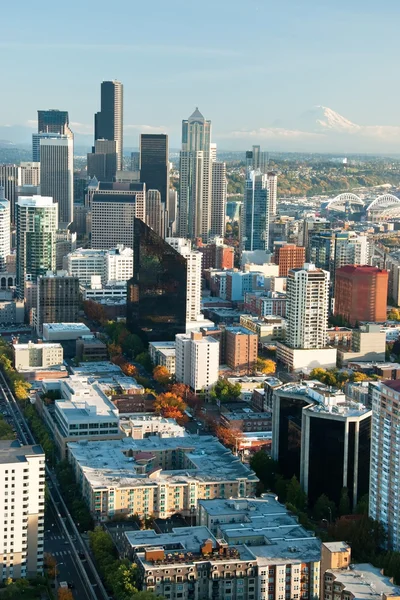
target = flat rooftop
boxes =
[149,342,176,349]
[125,526,217,553]
[68,435,258,489]
[13,342,62,350]
[70,362,122,376]
[327,563,400,600]
[44,323,90,332]
[0,440,44,463]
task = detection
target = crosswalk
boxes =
[51,550,72,557]
[47,534,66,541]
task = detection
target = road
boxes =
[0,369,109,600]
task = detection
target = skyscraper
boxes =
[38,109,70,135]
[0,164,19,224]
[36,272,80,335]
[146,190,167,238]
[127,219,187,342]
[87,139,117,182]
[16,196,58,299]
[0,187,10,272]
[242,170,269,251]
[267,171,278,217]
[140,134,169,206]
[95,80,123,171]
[39,135,74,227]
[211,161,227,238]
[165,237,202,322]
[19,162,40,187]
[178,108,212,241]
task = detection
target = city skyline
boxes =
[1,0,400,151]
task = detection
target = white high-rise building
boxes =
[175,331,219,393]
[0,440,46,580]
[105,246,133,282]
[65,246,133,286]
[166,238,202,322]
[286,263,330,350]
[0,187,10,272]
[211,161,227,238]
[40,135,74,228]
[178,108,212,241]
[267,171,278,217]
[16,196,58,299]
[19,162,40,187]
[334,233,369,269]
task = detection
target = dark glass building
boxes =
[38,110,70,134]
[127,219,187,342]
[140,134,169,205]
[94,80,123,171]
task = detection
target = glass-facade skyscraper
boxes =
[140,134,169,206]
[127,219,187,342]
[242,170,269,251]
[95,80,123,172]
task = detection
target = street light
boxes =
[54,562,63,590]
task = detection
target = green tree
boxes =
[313,494,336,522]
[250,451,280,491]
[135,351,153,372]
[355,493,369,515]
[338,487,351,516]
[210,379,241,403]
[286,476,307,511]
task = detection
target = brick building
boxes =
[225,326,258,374]
[334,265,388,326]
[274,244,305,277]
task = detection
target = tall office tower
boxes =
[334,265,388,326]
[38,109,70,135]
[274,243,305,277]
[0,164,19,224]
[370,380,400,550]
[19,162,40,187]
[146,190,167,238]
[211,161,227,238]
[131,151,140,172]
[0,187,10,271]
[40,135,74,227]
[127,219,187,342]
[301,217,330,252]
[95,80,123,171]
[167,189,178,235]
[87,139,117,182]
[0,440,45,581]
[16,196,58,299]
[165,237,202,322]
[242,170,269,251]
[91,183,145,249]
[175,331,219,393]
[267,171,278,217]
[178,108,212,241]
[286,264,329,349]
[248,145,268,172]
[333,232,369,270]
[140,134,169,206]
[36,272,80,335]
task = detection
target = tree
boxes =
[313,494,336,522]
[135,351,153,372]
[13,378,31,401]
[339,487,351,516]
[83,299,106,323]
[210,379,241,403]
[133,593,164,600]
[121,363,138,378]
[153,365,172,386]
[58,589,74,600]
[108,342,122,358]
[286,476,307,511]
[355,493,369,515]
[329,516,386,563]
[120,333,144,359]
[388,308,400,321]
[250,450,280,491]
[154,393,187,420]
[215,425,243,450]
[256,358,276,375]
[352,371,370,382]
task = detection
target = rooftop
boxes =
[13,342,62,350]
[327,563,400,600]
[226,326,257,336]
[0,440,44,463]
[125,526,216,553]
[44,323,90,332]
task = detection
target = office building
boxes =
[0,164,19,223]
[75,335,108,362]
[87,139,117,182]
[274,244,305,277]
[166,237,202,322]
[225,326,258,374]
[140,134,169,206]
[13,341,63,370]
[40,135,74,227]
[146,190,167,238]
[16,196,58,299]
[267,171,278,217]
[131,151,140,172]
[0,440,45,580]
[38,109,70,135]
[175,331,219,393]
[42,322,90,341]
[197,238,234,271]
[95,80,123,171]
[19,162,40,187]
[335,265,388,326]
[55,230,76,271]
[211,161,227,238]
[337,324,386,365]
[244,290,287,318]
[242,170,269,251]
[167,189,178,235]
[36,272,80,335]
[65,246,133,286]
[247,146,268,173]
[0,188,10,272]
[178,108,212,240]
[370,380,400,549]
[68,434,258,520]
[91,183,145,249]
[301,218,330,255]
[308,231,369,281]
[127,219,187,341]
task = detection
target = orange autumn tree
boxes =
[122,363,138,378]
[58,589,74,600]
[154,392,188,424]
[215,425,243,451]
[153,365,172,386]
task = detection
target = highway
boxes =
[0,368,110,600]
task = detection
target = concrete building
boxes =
[175,332,219,393]
[95,80,123,172]
[13,341,63,370]
[120,415,187,440]
[67,435,258,520]
[16,196,58,299]
[323,559,400,600]
[80,278,127,303]
[87,139,117,182]
[274,244,305,277]
[211,161,227,238]
[196,238,234,271]
[0,298,24,324]
[146,189,167,238]
[0,188,10,272]
[36,272,80,335]
[0,440,45,580]
[337,324,386,365]
[244,291,287,318]
[267,171,278,217]
[149,341,176,375]
[64,245,133,286]
[140,133,169,206]
[225,326,258,374]
[166,238,202,322]
[75,335,108,362]
[0,164,19,224]
[240,315,287,344]
[39,134,74,228]
[19,162,40,187]
[42,322,90,341]
[334,265,389,326]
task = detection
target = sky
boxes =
[1,0,400,150]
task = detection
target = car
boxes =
[78,551,85,559]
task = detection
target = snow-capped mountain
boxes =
[298,106,361,133]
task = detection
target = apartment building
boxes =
[240,315,287,344]
[149,342,176,375]
[67,435,258,521]
[175,332,219,393]
[119,415,187,440]
[13,341,63,370]
[0,441,45,581]
[274,244,305,277]
[225,326,258,374]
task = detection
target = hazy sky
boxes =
[1,0,399,148]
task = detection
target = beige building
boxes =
[240,315,287,343]
[13,341,63,370]
[225,326,258,374]
[337,324,386,366]
[149,342,176,375]
[67,435,258,521]
[0,441,45,581]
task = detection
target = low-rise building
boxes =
[337,324,386,366]
[120,415,187,439]
[67,435,258,520]
[75,335,108,362]
[42,322,91,341]
[244,291,287,318]
[276,343,337,372]
[80,277,127,302]
[240,315,287,343]
[323,560,400,600]
[220,409,271,433]
[326,327,352,348]
[13,341,63,370]
[0,299,24,324]
[149,341,176,375]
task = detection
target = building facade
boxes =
[225,327,258,374]
[140,134,169,206]
[242,170,269,252]
[13,341,63,370]
[39,135,74,227]
[334,265,388,326]
[274,244,305,277]
[36,273,80,335]
[175,332,220,393]
[211,161,227,238]
[95,80,123,171]
[166,238,202,322]
[0,188,10,272]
